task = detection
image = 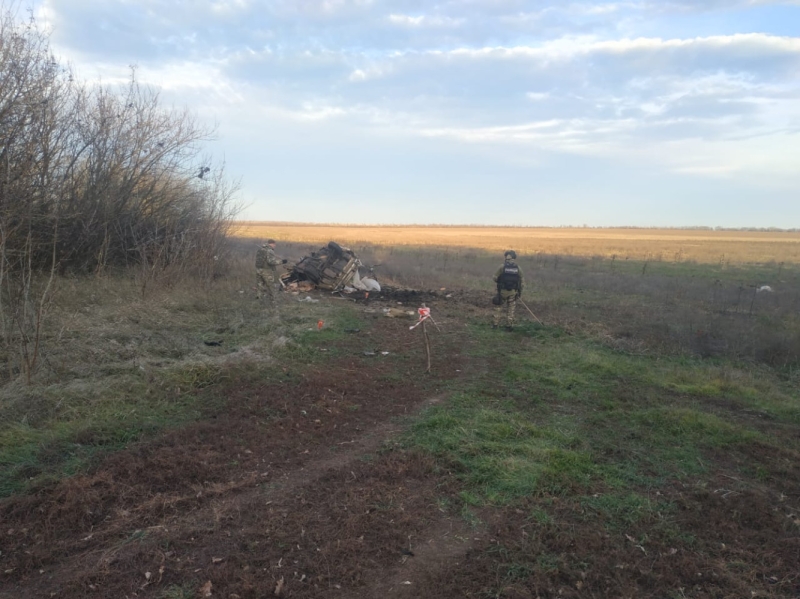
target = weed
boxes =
[162,362,227,392]
[579,492,657,529]
[528,506,552,524]
[159,585,196,599]
[503,560,535,581]
[436,497,451,512]
[119,529,149,547]
[460,502,483,528]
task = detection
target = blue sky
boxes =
[26,0,800,226]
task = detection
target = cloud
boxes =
[288,102,349,121]
[23,0,800,225]
[387,14,466,28]
[210,0,252,16]
[348,65,391,82]
[183,30,800,179]
[418,118,634,153]
[433,33,800,66]
[651,0,800,11]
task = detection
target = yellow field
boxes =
[233,223,800,264]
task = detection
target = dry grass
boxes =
[2,237,799,499]
[336,242,800,369]
[0,238,346,495]
[272,239,800,369]
[2,237,799,599]
[234,223,800,265]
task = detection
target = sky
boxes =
[22,0,800,227]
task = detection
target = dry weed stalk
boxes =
[0,10,240,382]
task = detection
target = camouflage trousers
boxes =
[256,268,279,313]
[493,290,517,328]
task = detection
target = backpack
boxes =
[498,262,520,291]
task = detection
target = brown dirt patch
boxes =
[0,313,472,598]
[397,481,800,599]
[2,297,799,599]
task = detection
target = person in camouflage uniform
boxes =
[493,250,524,331]
[255,239,287,314]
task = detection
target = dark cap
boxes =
[266,238,276,245]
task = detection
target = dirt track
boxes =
[0,300,479,599]
[2,295,799,599]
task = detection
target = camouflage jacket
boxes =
[256,245,282,270]
[493,260,524,292]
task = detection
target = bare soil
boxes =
[1,295,799,599]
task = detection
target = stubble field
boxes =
[235,223,800,264]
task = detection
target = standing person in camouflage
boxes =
[493,250,524,331]
[255,239,287,315]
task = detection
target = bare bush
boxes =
[0,9,239,382]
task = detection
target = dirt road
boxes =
[1,303,480,599]
[2,294,799,599]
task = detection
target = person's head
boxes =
[266,238,276,248]
[504,250,517,261]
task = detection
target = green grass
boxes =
[403,324,796,599]
[0,266,371,498]
[276,304,365,363]
[159,585,196,599]
[408,322,799,518]
[0,371,209,497]
[0,281,370,498]
[4,249,797,598]
[579,492,658,527]
[410,390,595,503]
[3,254,799,526]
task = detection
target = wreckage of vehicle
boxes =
[280,241,381,293]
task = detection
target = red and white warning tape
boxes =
[409,306,432,330]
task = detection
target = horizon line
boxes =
[234,221,800,232]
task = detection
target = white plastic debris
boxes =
[350,269,382,292]
[298,296,320,303]
[757,285,773,293]
[362,277,381,292]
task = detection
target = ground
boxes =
[1,287,799,599]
